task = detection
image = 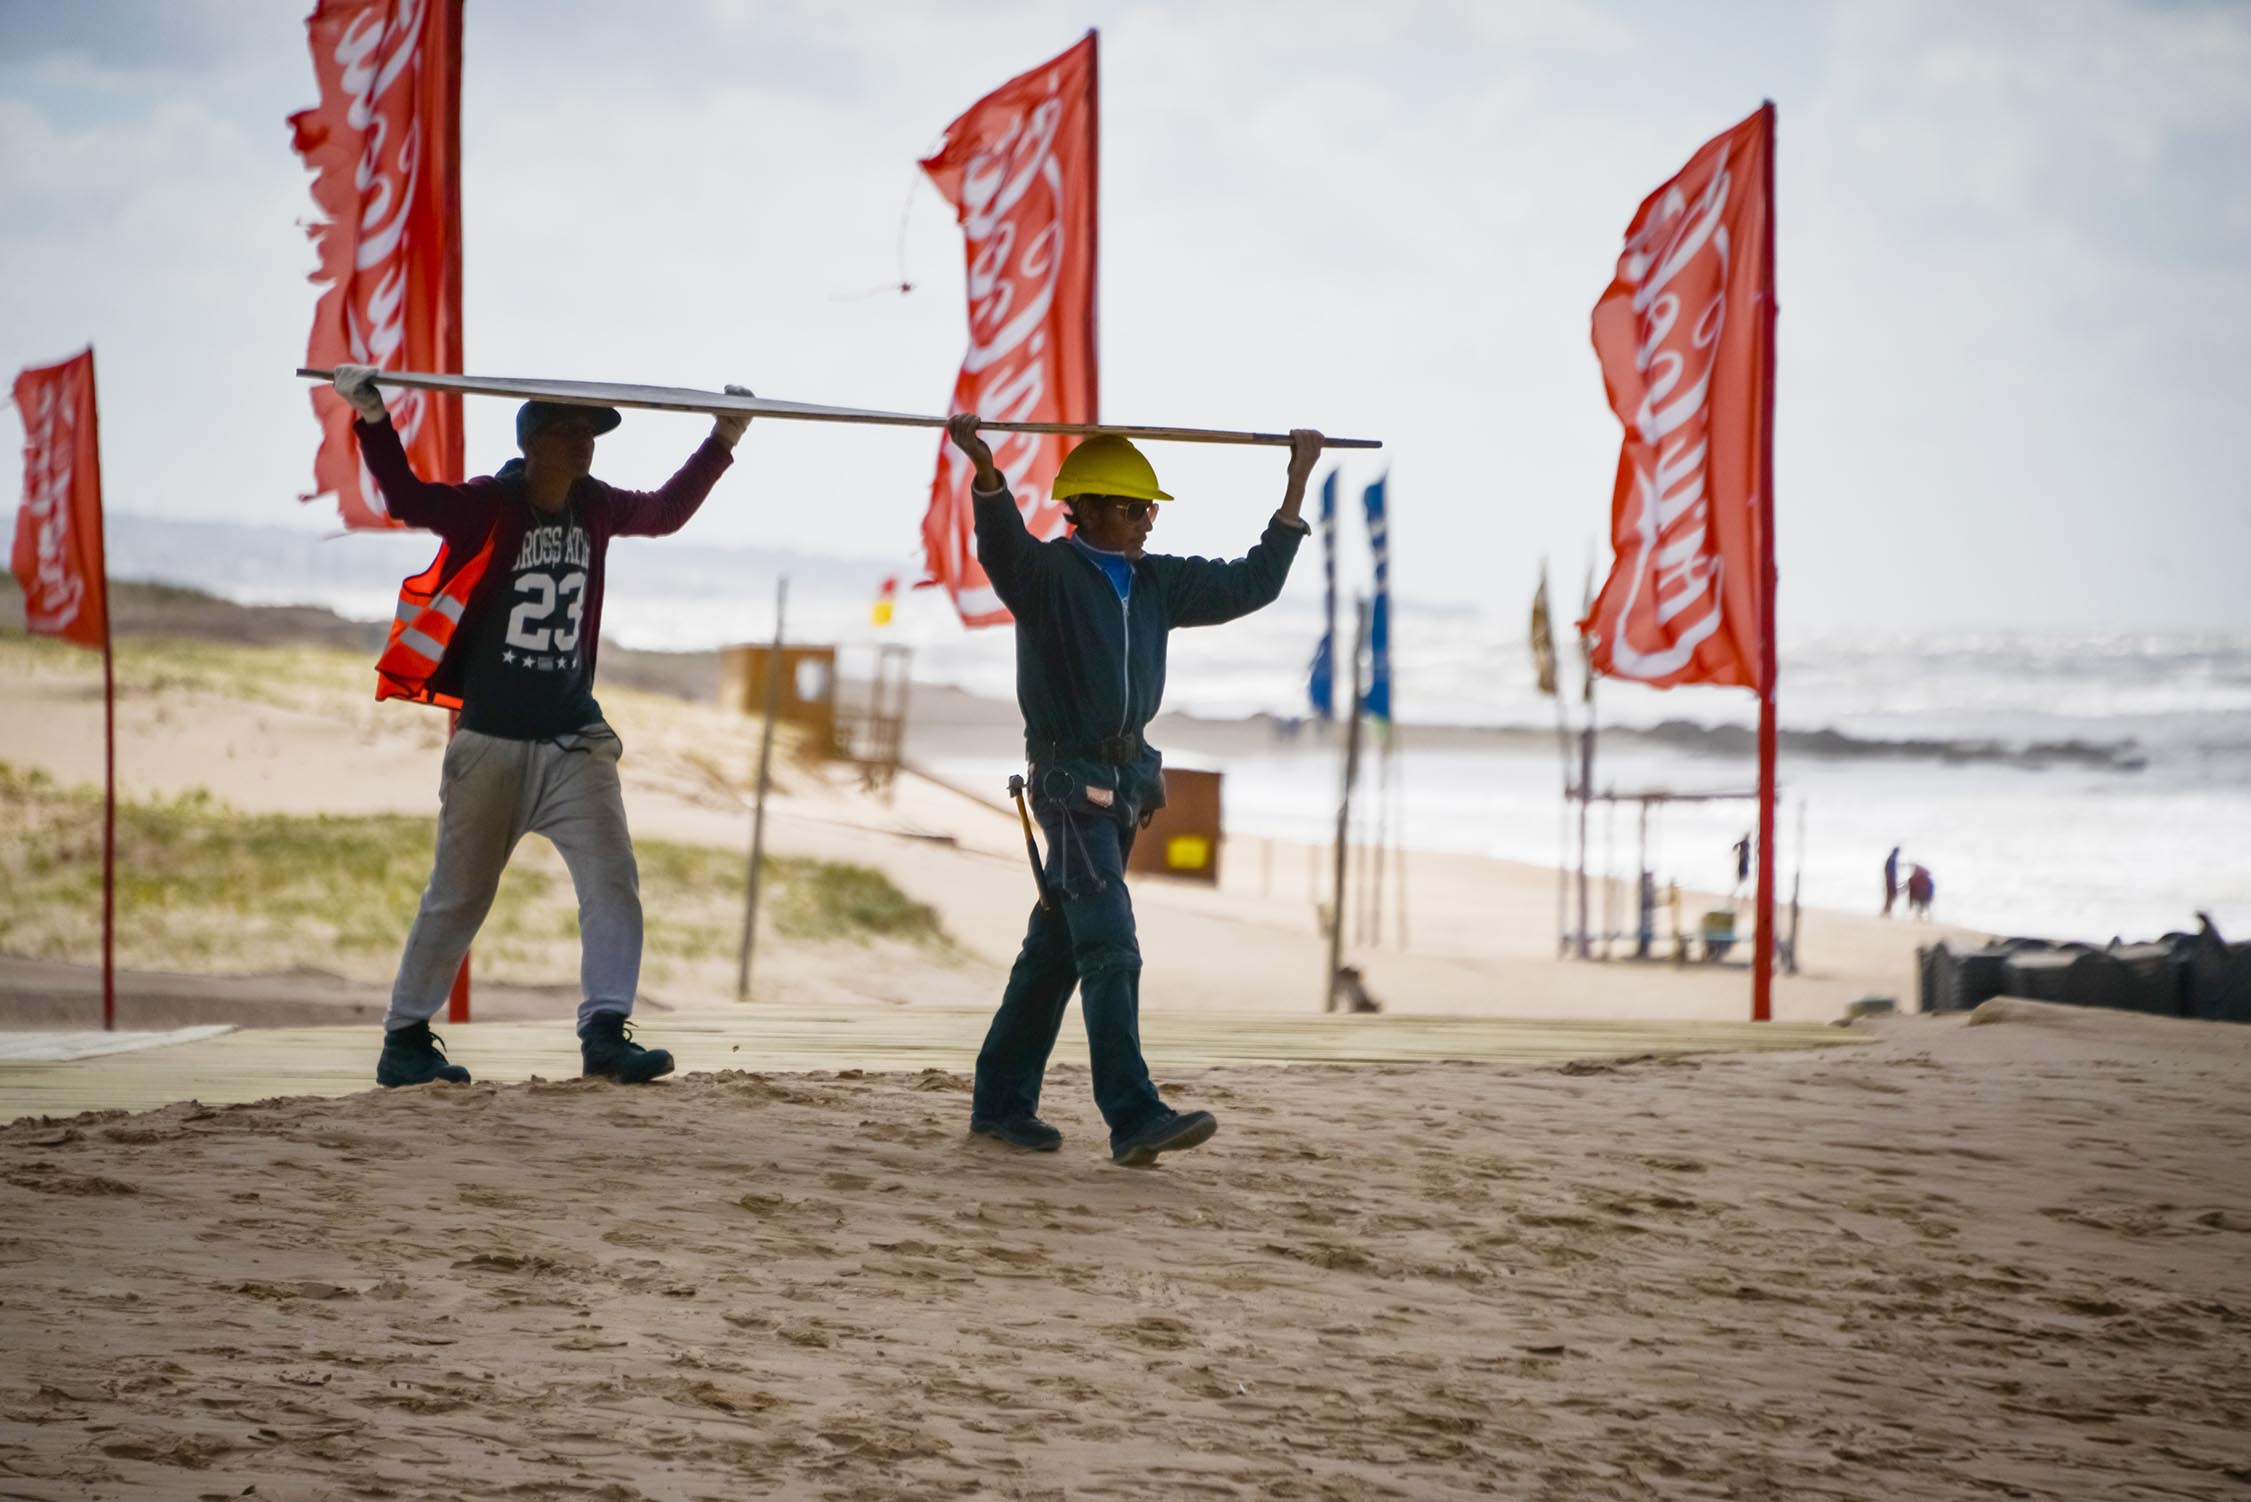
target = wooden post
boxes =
[1552,686,1573,958]
[1362,737,1385,946]
[1556,791,1569,958]
[1786,798,1805,976]
[887,647,913,802]
[1325,600,1369,1011]
[1601,792,1616,960]
[1635,797,1650,959]
[1391,736,1410,952]
[736,577,787,1003]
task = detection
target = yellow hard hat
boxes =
[1052,435,1173,503]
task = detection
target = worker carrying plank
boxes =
[950,412,1324,1167]
[330,363,755,1091]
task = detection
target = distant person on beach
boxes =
[332,365,755,1090]
[1883,845,1901,916]
[1906,863,1936,920]
[1732,832,1752,897]
[947,412,1321,1166]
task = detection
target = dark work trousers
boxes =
[973,799,1166,1146]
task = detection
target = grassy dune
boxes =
[0,760,954,987]
[0,629,373,710]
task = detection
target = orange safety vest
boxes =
[375,530,499,708]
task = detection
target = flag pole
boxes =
[737,576,788,1003]
[1751,100,1781,1024]
[1325,600,1369,1011]
[101,617,115,1032]
[1535,560,1574,957]
[1553,703,1571,957]
[1576,561,1598,960]
[439,0,469,1025]
[1318,471,1337,721]
[446,708,472,1025]
[91,353,116,1033]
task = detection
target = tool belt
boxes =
[1028,733,1142,767]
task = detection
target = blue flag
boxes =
[1363,473,1391,723]
[1307,469,1337,719]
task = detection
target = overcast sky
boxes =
[2,0,2246,635]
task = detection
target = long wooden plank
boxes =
[297,368,1382,450]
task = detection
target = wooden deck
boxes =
[0,1005,1858,1122]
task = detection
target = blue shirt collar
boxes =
[1069,534,1134,601]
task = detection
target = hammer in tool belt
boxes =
[1008,775,1056,911]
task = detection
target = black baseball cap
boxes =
[517,400,623,447]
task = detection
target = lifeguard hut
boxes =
[1127,766,1225,886]
[719,641,913,795]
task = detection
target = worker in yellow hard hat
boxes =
[946,412,1324,1167]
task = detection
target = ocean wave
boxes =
[1633,719,2149,771]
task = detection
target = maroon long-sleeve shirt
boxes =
[357,416,733,721]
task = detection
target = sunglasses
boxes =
[1092,499,1157,522]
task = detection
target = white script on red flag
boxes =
[919,32,1099,627]
[1584,105,1774,689]
[291,0,464,529]
[10,349,108,650]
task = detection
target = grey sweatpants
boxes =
[385,724,642,1033]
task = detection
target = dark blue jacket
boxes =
[974,481,1307,819]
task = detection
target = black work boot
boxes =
[969,1115,1064,1152]
[1110,1108,1217,1168]
[579,1012,674,1084]
[377,1021,472,1088]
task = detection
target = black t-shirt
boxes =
[457,497,604,739]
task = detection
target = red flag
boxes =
[1583,103,1775,690]
[11,349,108,651]
[291,0,464,529]
[919,30,1099,627]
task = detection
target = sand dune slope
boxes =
[2,1007,2248,1499]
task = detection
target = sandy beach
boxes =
[15,599,2243,1499]
[7,3,2244,1496]
[0,1001,2244,1498]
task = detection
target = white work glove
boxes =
[711,384,755,447]
[332,364,388,424]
